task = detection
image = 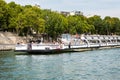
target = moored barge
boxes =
[15,34,120,54]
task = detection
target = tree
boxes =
[103,16,113,35]
[33,18,45,34]
[16,7,45,36]
[110,17,120,35]
[1,0,120,37]
[0,0,7,30]
[87,15,103,34]
[42,10,68,40]
[7,2,23,32]
[67,16,77,34]
[67,15,94,34]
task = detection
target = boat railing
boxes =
[31,43,64,50]
[15,44,27,51]
[15,34,120,52]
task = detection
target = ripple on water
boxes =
[0,49,120,80]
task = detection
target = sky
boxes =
[5,0,120,18]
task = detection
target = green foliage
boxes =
[0,0,120,39]
[67,15,94,34]
[87,15,103,34]
[103,17,120,35]
[44,11,68,39]
[7,2,23,32]
[0,0,7,30]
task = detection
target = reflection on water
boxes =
[0,49,120,80]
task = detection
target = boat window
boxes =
[62,34,71,40]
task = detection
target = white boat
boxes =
[15,34,120,54]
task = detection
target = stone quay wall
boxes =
[0,32,26,51]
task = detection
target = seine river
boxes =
[0,48,120,80]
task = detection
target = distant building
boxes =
[60,11,83,16]
[35,4,40,8]
[61,11,70,16]
[70,11,75,16]
[74,11,83,15]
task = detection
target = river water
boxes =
[0,48,120,80]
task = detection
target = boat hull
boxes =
[27,48,74,54]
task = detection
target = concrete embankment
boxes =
[0,44,15,51]
[0,32,26,51]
